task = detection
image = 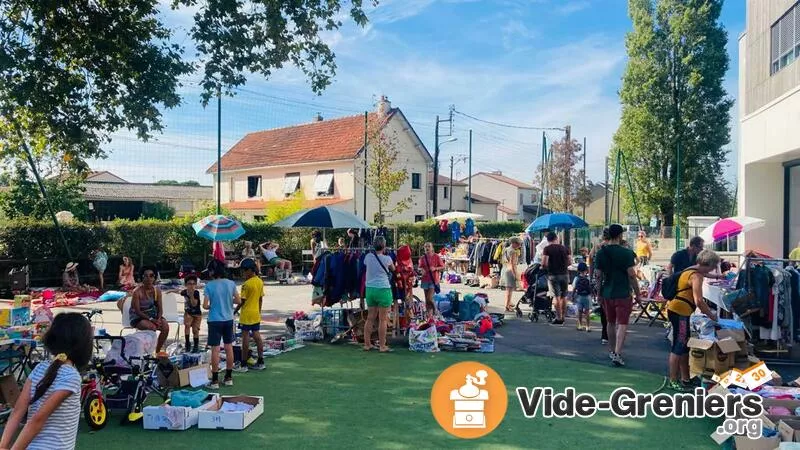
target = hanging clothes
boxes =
[464,219,475,237]
[450,221,461,243]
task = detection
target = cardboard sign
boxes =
[742,361,773,390]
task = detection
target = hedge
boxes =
[0,218,526,270]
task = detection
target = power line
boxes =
[453,110,566,132]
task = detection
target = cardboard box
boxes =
[718,328,746,343]
[778,420,800,442]
[198,396,264,430]
[157,364,210,388]
[143,394,219,431]
[688,337,741,375]
[0,375,20,405]
[735,435,781,450]
[760,399,800,426]
[0,306,30,327]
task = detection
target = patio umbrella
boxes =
[526,212,588,233]
[273,206,370,229]
[433,211,484,221]
[699,216,765,243]
[192,215,246,241]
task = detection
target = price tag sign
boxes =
[741,362,773,390]
[712,369,748,389]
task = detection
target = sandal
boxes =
[363,346,373,352]
[379,347,394,353]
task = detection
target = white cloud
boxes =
[367,0,437,24]
[558,1,591,15]
[501,20,537,50]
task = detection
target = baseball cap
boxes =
[240,258,257,271]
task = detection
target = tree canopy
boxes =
[613,0,733,226]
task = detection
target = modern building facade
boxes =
[739,0,800,257]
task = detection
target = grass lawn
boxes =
[76,344,717,449]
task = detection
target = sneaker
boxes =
[207,381,220,390]
[608,351,616,360]
[601,339,608,345]
[668,380,688,392]
[586,327,591,332]
[247,357,257,366]
[611,354,625,367]
[252,362,266,371]
[233,366,249,373]
[681,378,701,389]
[223,377,233,386]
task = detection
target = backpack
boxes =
[661,269,695,301]
[575,276,592,296]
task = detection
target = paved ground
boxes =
[60,279,672,376]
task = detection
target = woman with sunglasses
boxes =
[129,266,170,353]
[635,231,653,266]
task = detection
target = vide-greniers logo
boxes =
[430,362,508,439]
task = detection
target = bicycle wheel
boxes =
[83,392,108,430]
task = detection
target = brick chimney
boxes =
[377,95,391,116]
[491,170,502,175]
[314,112,323,122]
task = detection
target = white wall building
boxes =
[464,171,538,222]
[739,0,800,257]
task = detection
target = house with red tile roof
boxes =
[207,97,433,222]
[427,172,500,220]
[463,171,540,222]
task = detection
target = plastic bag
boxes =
[409,324,438,353]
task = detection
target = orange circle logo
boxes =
[430,361,508,439]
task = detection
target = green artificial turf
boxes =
[76,345,717,449]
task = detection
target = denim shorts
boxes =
[421,282,436,290]
[207,320,234,346]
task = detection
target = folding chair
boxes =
[161,292,185,345]
[119,296,137,336]
[634,273,669,326]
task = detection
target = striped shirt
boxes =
[27,360,81,450]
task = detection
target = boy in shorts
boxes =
[235,259,265,371]
[181,275,202,353]
[571,263,593,332]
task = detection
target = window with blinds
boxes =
[771,2,800,75]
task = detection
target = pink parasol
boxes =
[699,216,765,243]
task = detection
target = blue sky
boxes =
[93,0,746,186]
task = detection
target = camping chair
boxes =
[634,272,669,326]
[119,296,137,336]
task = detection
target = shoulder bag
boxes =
[424,254,441,294]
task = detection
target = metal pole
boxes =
[675,141,681,251]
[604,156,609,226]
[537,132,546,219]
[449,156,454,212]
[583,137,587,219]
[16,132,72,260]
[468,129,473,213]
[433,116,440,217]
[615,153,621,223]
[216,90,221,215]
[363,112,368,221]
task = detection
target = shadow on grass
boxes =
[76,344,717,450]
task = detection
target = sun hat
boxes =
[65,262,78,271]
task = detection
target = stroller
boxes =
[515,264,555,322]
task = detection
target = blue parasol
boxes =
[526,213,588,233]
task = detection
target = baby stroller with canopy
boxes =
[515,264,555,322]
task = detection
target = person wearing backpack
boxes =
[665,249,720,392]
[571,262,592,332]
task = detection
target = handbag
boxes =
[423,254,441,294]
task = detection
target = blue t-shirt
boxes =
[204,278,236,322]
[27,360,81,450]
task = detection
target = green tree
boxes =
[266,191,306,224]
[364,122,411,225]
[613,0,733,227]
[0,0,371,167]
[156,180,201,186]
[142,202,176,220]
[536,137,591,213]
[0,163,88,221]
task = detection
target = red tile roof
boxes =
[208,111,397,173]
[472,172,536,190]
[428,173,466,186]
[223,198,350,210]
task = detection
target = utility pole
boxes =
[216,89,222,215]
[449,156,454,211]
[564,125,571,212]
[604,156,609,226]
[583,137,587,220]
[675,141,681,250]
[468,129,473,213]
[363,112,368,221]
[431,108,453,217]
[537,132,546,219]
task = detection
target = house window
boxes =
[771,4,800,75]
[283,172,301,196]
[253,215,265,222]
[519,193,523,206]
[411,173,421,190]
[415,215,424,222]
[247,175,262,198]
[314,170,335,197]
[443,186,449,199]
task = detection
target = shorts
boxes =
[547,274,569,298]
[207,320,234,347]
[503,270,517,290]
[130,307,158,327]
[574,295,592,311]
[638,256,650,266]
[669,311,690,356]
[421,282,436,290]
[239,322,261,333]
[365,287,393,308]
[600,297,633,325]
[268,257,280,265]
[184,313,201,334]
